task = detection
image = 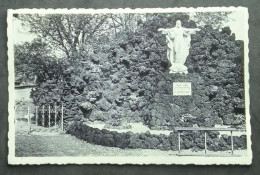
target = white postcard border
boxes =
[7,7,252,165]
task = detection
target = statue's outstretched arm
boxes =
[158,28,166,32]
[184,28,201,35]
[158,28,172,34]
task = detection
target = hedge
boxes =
[67,121,246,151]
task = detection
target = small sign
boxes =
[173,82,192,96]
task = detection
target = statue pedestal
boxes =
[169,63,188,74]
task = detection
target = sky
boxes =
[225,11,247,41]
[13,18,36,44]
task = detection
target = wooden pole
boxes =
[231,131,234,154]
[55,105,57,129]
[28,106,31,133]
[204,132,207,154]
[42,106,45,126]
[61,103,64,132]
[178,132,181,154]
[48,105,51,127]
[36,106,38,126]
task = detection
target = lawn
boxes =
[15,120,247,157]
[15,131,183,157]
[15,120,180,157]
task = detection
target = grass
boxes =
[15,121,247,157]
[14,94,247,158]
[15,129,179,157]
[15,133,137,157]
[15,120,178,157]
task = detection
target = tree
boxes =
[15,12,239,124]
[109,13,145,34]
[189,12,232,29]
[15,38,66,84]
[18,14,109,58]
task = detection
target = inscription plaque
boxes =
[173,82,192,96]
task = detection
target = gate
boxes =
[25,104,64,133]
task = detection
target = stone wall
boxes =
[28,14,247,151]
[31,18,245,131]
[72,26,245,130]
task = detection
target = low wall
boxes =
[67,121,247,151]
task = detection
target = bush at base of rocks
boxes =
[67,121,178,150]
[67,121,247,151]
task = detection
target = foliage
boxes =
[67,121,177,150]
[14,12,247,151]
[190,11,232,29]
[15,12,244,130]
[18,14,108,58]
[17,13,197,58]
[15,38,71,106]
[15,38,60,83]
[67,121,246,151]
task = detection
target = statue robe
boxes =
[161,27,198,65]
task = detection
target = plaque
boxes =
[173,82,192,96]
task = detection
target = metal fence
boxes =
[175,127,239,154]
[25,104,64,133]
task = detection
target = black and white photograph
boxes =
[7,7,251,165]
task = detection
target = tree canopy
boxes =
[14,12,234,85]
[190,11,232,29]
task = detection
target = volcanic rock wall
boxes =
[62,26,245,130]
[31,16,244,131]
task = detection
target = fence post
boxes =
[204,131,207,154]
[231,131,234,154]
[178,132,181,154]
[36,106,38,126]
[42,106,45,126]
[14,106,16,126]
[28,106,31,133]
[55,105,57,130]
[61,103,64,132]
[48,105,51,127]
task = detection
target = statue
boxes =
[158,20,200,74]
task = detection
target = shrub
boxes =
[67,121,178,150]
[67,122,247,151]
